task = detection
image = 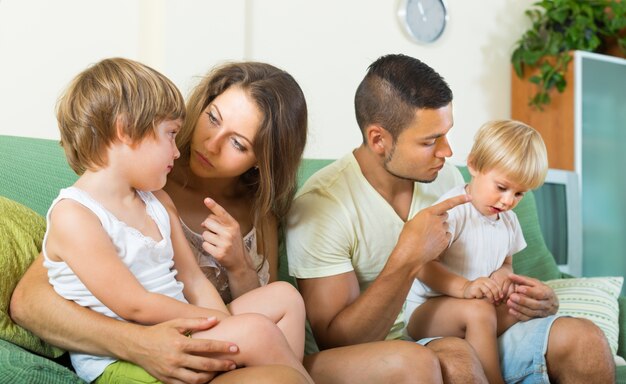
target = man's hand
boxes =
[396,194,471,276]
[134,317,238,384]
[506,274,559,321]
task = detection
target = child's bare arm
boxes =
[417,260,501,302]
[47,200,227,324]
[154,190,229,312]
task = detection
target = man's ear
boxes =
[365,125,391,156]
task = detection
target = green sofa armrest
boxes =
[0,339,83,383]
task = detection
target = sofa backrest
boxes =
[0,135,563,281]
[0,135,77,217]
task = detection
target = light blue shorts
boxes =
[417,315,561,384]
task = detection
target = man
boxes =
[286,53,614,383]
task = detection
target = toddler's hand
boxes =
[463,277,501,303]
[490,268,513,304]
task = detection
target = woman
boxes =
[165,62,306,304]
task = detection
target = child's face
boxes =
[467,166,528,219]
[128,119,181,191]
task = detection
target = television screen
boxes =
[532,169,582,276]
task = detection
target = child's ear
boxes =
[467,158,478,177]
[115,115,133,145]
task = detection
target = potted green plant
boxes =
[511,0,626,109]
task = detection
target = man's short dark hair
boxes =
[354,54,452,142]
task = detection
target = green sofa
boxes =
[1,134,625,382]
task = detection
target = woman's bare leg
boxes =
[229,281,306,360]
[212,365,309,384]
[192,313,313,383]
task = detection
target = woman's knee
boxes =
[266,281,305,313]
[212,365,308,384]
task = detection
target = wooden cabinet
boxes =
[512,50,626,287]
[511,53,576,171]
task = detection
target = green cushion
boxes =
[0,338,82,383]
[0,196,64,358]
[546,276,623,356]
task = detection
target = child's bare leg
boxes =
[408,297,504,384]
[495,301,519,335]
[228,281,306,360]
[192,313,313,384]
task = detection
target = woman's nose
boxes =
[205,134,221,154]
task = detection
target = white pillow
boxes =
[545,276,623,356]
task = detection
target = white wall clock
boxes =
[398,0,448,44]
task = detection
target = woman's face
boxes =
[188,86,262,180]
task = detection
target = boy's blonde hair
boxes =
[468,120,548,190]
[56,57,185,175]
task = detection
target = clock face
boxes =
[399,0,448,44]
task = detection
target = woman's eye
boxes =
[230,138,246,152]
[207,112,218,125]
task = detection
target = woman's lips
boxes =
[194,150,213,168]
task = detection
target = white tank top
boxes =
[43,187,186,382]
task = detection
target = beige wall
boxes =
[0,0,534,163]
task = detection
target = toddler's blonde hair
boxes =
[468,120,548,190]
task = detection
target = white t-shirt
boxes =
[286,152,464,340]
[405,184,527,324]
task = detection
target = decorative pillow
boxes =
[545,276,623,356]
[0,196,64,358]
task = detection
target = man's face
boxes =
[383,103,453,183]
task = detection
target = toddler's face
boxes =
[466,166,528,219]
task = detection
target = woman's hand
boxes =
[201,198,253,272]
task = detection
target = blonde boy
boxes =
[405,120,548,384]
